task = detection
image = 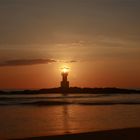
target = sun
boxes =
[61,67,70,73]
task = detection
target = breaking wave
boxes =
[0,93,140,106]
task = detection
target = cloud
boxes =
[0,59,56,67]
[68,60,77,63]
[58,60,78,63]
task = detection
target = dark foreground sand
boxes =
[13,128,140,140]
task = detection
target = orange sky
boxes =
[0,0,140,89]
[0,58,140,89]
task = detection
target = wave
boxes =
[0,100,140,106]
[0,94,109,100]
[0,93,140,106]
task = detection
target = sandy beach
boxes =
[12,128,140,140]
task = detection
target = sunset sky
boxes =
[0,0,140,89]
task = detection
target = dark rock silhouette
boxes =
[0,87,140,95]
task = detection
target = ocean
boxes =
[0,93,140,139]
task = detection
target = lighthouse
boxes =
[61,67,69,90]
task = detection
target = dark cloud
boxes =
[63,60,77,63]
[69,60,77,63]
[0,59,56,67]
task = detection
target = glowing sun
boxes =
[61,67,70,73]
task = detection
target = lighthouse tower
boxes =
[61,69,69,90]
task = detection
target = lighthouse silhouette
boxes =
[61,69,69,91]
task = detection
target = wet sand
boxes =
[13,127,140,140]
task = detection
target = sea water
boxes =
[0,93,140,139]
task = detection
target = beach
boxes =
[13,128,140,140]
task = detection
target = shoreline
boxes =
[12,127,140,140]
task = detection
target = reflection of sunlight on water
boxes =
[62,105,70,134]
[0,105,140,139]
[62,95,71,134]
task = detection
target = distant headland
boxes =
[0,87,140,95]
